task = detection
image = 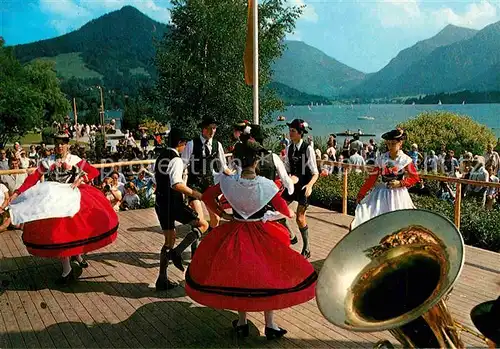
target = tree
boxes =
[122,88,167,132]
[397,111,496,156]
[155,0,302,146]
[25,60,71,124]
[0,41,70,146]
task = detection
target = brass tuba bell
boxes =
[316,209,466,348]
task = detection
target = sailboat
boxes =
[438,100,442,105]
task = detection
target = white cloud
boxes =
[39,0,92,33]
[39,0,92,18]
[39,0,171,34]
[373,0,500,30]
[376,0,421,27]
[287,0,319,22]
[432,1,499,29]
[286,30,302,41]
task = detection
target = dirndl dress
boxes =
[185,175,317,312]
[352,151,420,229]
[11,154,118,258]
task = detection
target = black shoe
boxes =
[168,250,185,272]
[71,256,89,268]
[155,277,178,291]
[232,319,249,337]
[55,267,82,286]
[301,249,311,259]
[290,236,298,245]
[265,327,287,340]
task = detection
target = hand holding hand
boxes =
[290,175,299,184]
[70,178,83,189]
[8,193,18,205]
[387,180,401,189]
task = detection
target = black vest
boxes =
[155,148,183,203]
[188,137,222,179]
[288,141,313,184]
[257,152,276,181]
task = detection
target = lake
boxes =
[275,104,500,141]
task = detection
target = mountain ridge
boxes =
[272,40,366,97]
[349,24,478,97]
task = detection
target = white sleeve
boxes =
[306,145,319,175]
[181,141,193,168]
[168,158,184,187]
[272,153,294,195]
[0,183,7,194]
[283,146,291,173]
[216,142,229,173]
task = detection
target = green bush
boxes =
[137,188,155,209]
[397,111,496,155]
[310,174,500,252]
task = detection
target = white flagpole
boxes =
[252,0,259,125]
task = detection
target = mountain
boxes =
[268,82,330,105]
[11,7,363,100]
[12,6,168,93]
[350,24,478,97]
[460,61,500,91]
[272,40,366,97]
[385,21,500,96]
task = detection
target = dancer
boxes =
[352,128,420,229]
[2,132,118,284]
[184,140,317,339]
[282,119,319,258]
[244,124,298,244]
[182,116,233,255]
[228,120,250,153]
[153,128,209,290]
[470,296,500,348]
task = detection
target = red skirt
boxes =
[22,184,118,258]
[185,220,317,312]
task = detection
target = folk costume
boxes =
[154,128,204,291]
[227,120,251,153]
[352,129,420,229]
[229,124,298,243]
[9,133,118,283]
[181,117,229,195]
[181,116,230,253]
[185,143,317,339]
[282,119,319,258]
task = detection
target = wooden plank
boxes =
[0,207,497,348]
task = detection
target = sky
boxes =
[1,0,500,73]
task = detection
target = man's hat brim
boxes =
[470,298,500,343]
[382,129,406,140]
[198,118,218,128]
[53,133,70,142]
[286,119,310,134]
[168,128,189,146]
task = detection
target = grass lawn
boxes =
[19,133,42,145]
[17,133,87,148]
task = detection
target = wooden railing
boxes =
[1,158,499,230]
[317,160,500,230]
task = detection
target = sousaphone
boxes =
[316,209,466,348]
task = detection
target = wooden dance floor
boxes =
[1,206,498,348]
